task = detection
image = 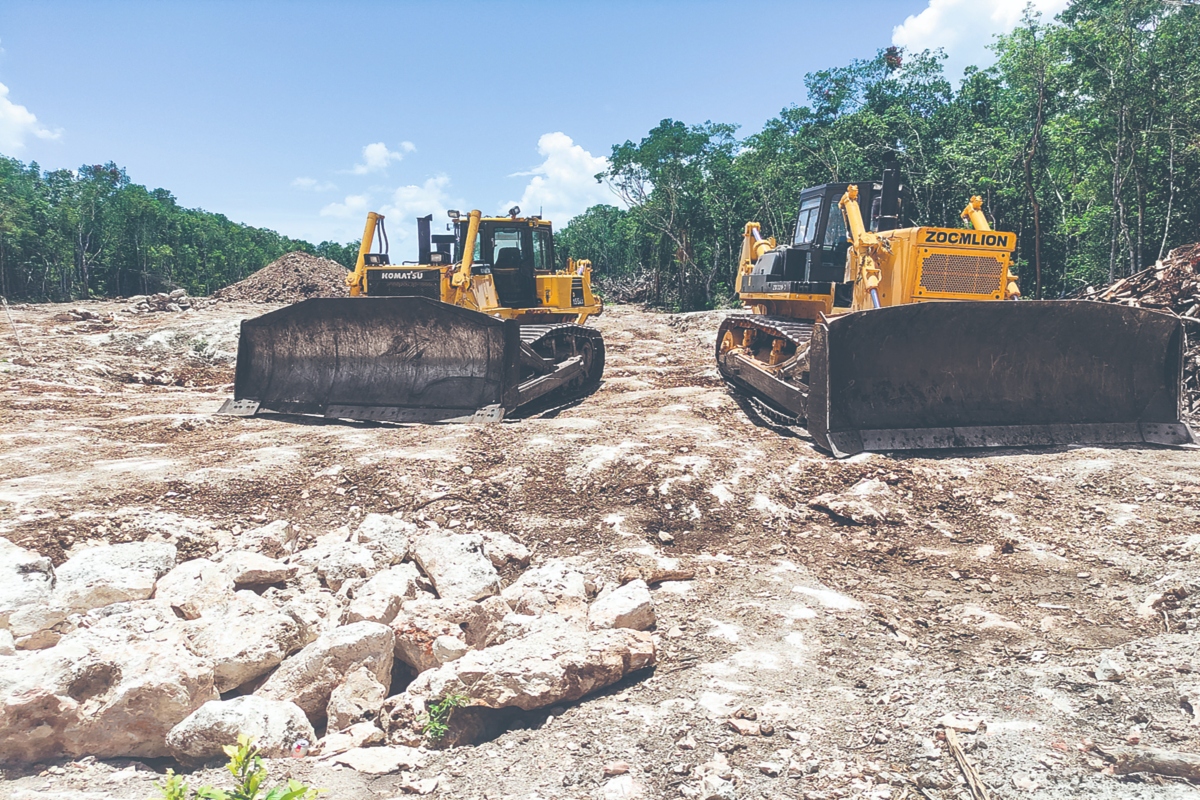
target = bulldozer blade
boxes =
[806,301,1194,457]
[227,297,522,422]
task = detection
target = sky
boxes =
[0,0,1069,259]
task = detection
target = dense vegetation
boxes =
[2,1,1195,308]
[558,0,1200,309]
[0,159,354,301]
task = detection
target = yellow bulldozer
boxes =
[219,207,604,423]
[717,166,1192,456]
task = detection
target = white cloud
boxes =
[892,0,1069,82]
[504,132,615,226]
[350,141,415,175]
[291,177,336,191]
[0,81,61,153]
[320,193,371,218]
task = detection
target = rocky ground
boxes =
[2,298,1200,800]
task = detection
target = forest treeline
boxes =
[558,0,1200,309]
[2,1,1196,307]
[0,159,355,301]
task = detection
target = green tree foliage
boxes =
[0,158,318,300]
[560,0,1200,310]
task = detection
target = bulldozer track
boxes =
[715,314,815,422]
[518,322,606,402]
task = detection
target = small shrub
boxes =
[422,693,469,742]
[154,735,320,800]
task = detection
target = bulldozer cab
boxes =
[453,216,554,309]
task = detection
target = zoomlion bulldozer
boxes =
[219,207,604,423]
[716,166,1193,456]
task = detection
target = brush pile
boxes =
[210,252,349,304]
[1082,243,1200,417]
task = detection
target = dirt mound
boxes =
[211,251,349,303]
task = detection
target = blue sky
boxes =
[0,0,1066,258]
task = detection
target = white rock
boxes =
[809,478,905,525]
[432,635,469,663]
[7,603,69,650]
[185,591,310,693]
[345,563,422,624]
[166,696,314,764]
[318,721,384,756]
[0,600,216,762]
[331,745,425,774]
[326,665,388,731]
[1096,655,1126,682]
[601,774,646,799]
[501,559,589,619]
[223,550,296,587]
[54,542,177,614]
[293,541,377,592]
[406,615,655,712]
[479,530,531,568]
[589,580,655,631]
[257,621,394,721]
[411,532,500,601]
[0,629,13,656]
[0,540,54,628]
[240,520,295,558]
[153,558,235,619]
[354,513,417,564]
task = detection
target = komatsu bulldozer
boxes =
[219,207,604,423]
[717,166,1193,456]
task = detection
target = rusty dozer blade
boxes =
[224,297,522,423]
[806,300,1194,457]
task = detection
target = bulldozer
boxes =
[716,166,1193,456]
[219,207,605,423]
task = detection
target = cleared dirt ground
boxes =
[2,299,1199,799]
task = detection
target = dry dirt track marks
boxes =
[2,300,1200,799]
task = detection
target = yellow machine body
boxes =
[716,171,1191,456]
[222,209,606,424]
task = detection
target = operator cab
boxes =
[452,209,552,309]
[743,166,905,306]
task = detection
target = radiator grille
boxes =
[918,253,1005,296]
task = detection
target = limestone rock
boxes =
[223,550,296,587]
[186,591,310,693]
[166,696,314,764]
[391,598,477,673]
[153,558,235,620]
[345,563,422,625]
[293,540,377,592]
[0,629,14,656]
[0,539,55,628]
[54,542,177,614]
[461,595,514,649]
[480,530,531,568]
[327,665,388,730]
[240,520,295,558]
[257,621,393,722]
[809,478,906,526]
[0,600,216,762]
[354,513,417,564]
[7,603,70,650]
[589,580,655,631]
[501,559,588,619]
[318,721,384,756]
[330,745,425,774]
[406,615,655,713]
[411,532,500,601]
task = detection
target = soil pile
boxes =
[1084,242,1200,416]
[211,251,349,303]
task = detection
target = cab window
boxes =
[823,202,847,246]
[492,228,525,270]
[793,197,821,245]
[531,228,551,271]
